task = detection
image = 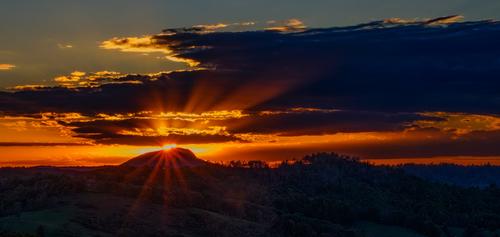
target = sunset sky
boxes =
[1,1,500,166]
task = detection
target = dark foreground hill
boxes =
[0,151,499,237]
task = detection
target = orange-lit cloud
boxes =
[9,84,49,91]
[94,110,247,122]
[192,23,229,31]
[3,128,500,167]
[383,15,464,26]
[100,36,200,67]
[413,112,500,135]
[190,22,257,32]
[0,64,15,70]
[52,70,134,88]
[265,19,306,32]
[116,126,228,137]
[101,36,171,53]
[425,15,464,25]
[57,43,74,49]
[0,115,88,144]
[54,70,86,83]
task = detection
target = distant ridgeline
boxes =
[0,152,499,237]
[401,164,500,188]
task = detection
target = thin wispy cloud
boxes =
[265,19,307,32]
[57,43,74,49]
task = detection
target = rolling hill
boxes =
[0,150,499,237]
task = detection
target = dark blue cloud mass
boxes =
[159,18,500,114]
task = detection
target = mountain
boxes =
[120,147,207,169]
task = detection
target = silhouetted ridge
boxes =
[120,148,207,168]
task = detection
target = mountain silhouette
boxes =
[120,147,207,169]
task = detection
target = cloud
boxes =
[0,142,85,147]
[0,111,248,146]
[425,15,464,25]
[2,17,500,158]
[6,18,500,115]
[0,64,15,71]
[203,130,500,162]
[75,133,240,146]
[191,23,229,32]
[382,15,464,26]
[54,71,86,83]
[163,21,257,34]
[57,43,74,49]
[100,36,200,66]
[413,112,500,135]
[52,70,137,88]
[49,109,429,145]
[337,129,500,159]
[265,19,307,32]
[101,36,171,54]
[213,109,436,136]
[8,85,48,91]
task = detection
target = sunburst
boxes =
[162,143,177,150]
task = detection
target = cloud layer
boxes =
[1,17,500,160]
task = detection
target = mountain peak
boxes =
[120,147,207,169]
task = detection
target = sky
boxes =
[1,1,500,166]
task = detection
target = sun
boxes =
[162,144,177,150]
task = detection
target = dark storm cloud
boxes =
[217,110,438,136]
[154,18,500,114]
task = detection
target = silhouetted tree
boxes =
[35,225,45,237]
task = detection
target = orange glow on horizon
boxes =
[1,109,500,167]
[366,157,500,166]
[0,140,500,167]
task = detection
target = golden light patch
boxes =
[0,115,88,144]
[100,36,200,67]
[0,64,15,70]
[54,71,86,82]
[192,23,229,31]
[9,85,48,91]
[52,70,136,88]
[265,19,306,32]
[415,112,500,135]
[95,110,247,122]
